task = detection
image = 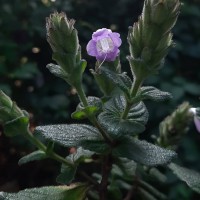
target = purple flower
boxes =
[86,28,122,61]
[189,108,200,133]
[194,116,200,132]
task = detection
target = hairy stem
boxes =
[75,84,89,107]
[24,129,74,167]
[121,77,143,119]
[75,84,114,145]
[24,129,98,185]
[99,154,113,200]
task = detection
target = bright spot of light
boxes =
[32,47,40,54]
[21,56,28,64]
[50,0,56,2]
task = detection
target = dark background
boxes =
[0,0,200,199]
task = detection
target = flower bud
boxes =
[128,0,180,78]
[158,102,193,149]
[0,90,29,137]
[46,12,79,56]
[46,12,86,87]
[0,91,25,124]
[46,12,79,73]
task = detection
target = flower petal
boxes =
[110,32,122,47]
[86,40,97,56]
[92,28,112,41]
[106,48,120,61]
[194,116,200,133]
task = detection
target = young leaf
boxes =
[35,124,102,148]
[57,147,94,184]
[169,163,200,194]
[72,96,102,120]
[71,106,99,120]
[46,63,68,81]
[98,95,148,138]
[139,86,172,102]
[100,67,132,98]
[113,137,176,166]
[56,165,77,184]
[0,183,89,200]
[18,150,46,166]
[68,147,94,163]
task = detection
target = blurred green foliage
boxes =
[0,0,200,199]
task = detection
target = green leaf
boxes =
[116,157,137,177]
[46,63,68,80]
[98,95,148,138]
[57,147,94,184]
[18,150,46,166]
[4,116,29,137]
[57,166,77,184]
[72,96,102,120]
[100,67,132,98]
[68,147,94,163]
[169,163,200,194]
[35,124,102,148]
[113,137,176,166]
[71,106,99,120]
[139,86,172,102]
[69,60,87,85]
[0,183,89,200]
[80,140,109,154]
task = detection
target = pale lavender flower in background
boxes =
[86,28,122,61]
[189,107,200,133]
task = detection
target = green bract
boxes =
[127,0,180,78]
[0,90,29,137]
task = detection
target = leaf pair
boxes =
[98,95,148,137]
[35,124,176,167]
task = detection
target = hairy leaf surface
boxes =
[0,184,88,200]
[113,137,176,166]
[139,86,172,102]
[57,147,94,184]
[169,163,200,194]
[98,95,148,137]
[18,150,46,165]
[35,124,102,147]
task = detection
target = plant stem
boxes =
[91,117,114,145]
[24,129,74,167]
[123,185,136,200]
[24,129,98,185]
[121,77,143,119]
[75,84,89,107]
[99,154,112,200]
[75,84,114,145]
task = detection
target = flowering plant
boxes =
[0,0,200,200]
